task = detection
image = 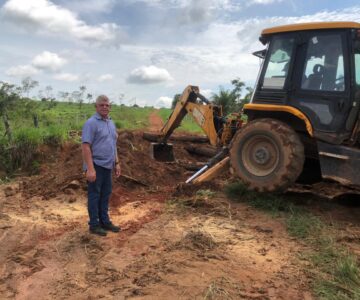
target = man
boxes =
[82,95,121,236]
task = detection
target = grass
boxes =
[224,181,293,216]
[158,107,204,133]
[0,99,158,174]
[3,100,154,133]
[204,281,230,300]
[286,211,324,239]
[225,180,360,299]
[203,277,242,300]
[196,189,216,200]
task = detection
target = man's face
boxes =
[96,100,111,118]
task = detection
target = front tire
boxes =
[229,118,304,192]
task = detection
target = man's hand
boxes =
[86,168,96,182]
[115,164,121,178]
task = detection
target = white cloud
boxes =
[1,0,126,46]
[127,65,173,84]
[200,88,213,99]
[234,7,360,49]
[53,72,79,82]
[155,96,172,108]
[177,0,215,25]
[5,65,39,77]
[123,0,242,11]
[32,51,67,71]
[64,0,116,14]
[97,74,113,82]
[248,0,283,4]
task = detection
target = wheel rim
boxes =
[241,135,280,177]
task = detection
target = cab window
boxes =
[301,34,345,91]
[355,53,360,86]
[262,36,294,89]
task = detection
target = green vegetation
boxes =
[225,181,360,299]
[157,108,172,123]
[0,76,252,175]
[225,182,291,216]
[0,80,155,175]
[158,108,203,133]
[195,189,216,199]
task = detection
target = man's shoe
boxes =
[90,226,107,236]
[101,222,121,233]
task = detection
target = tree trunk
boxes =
[143,132,209,143]
[184,144,218,157]
[33,114,39,128]
[2,110,12,142]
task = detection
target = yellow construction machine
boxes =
[149,21,360,192]
[147,85,242,159]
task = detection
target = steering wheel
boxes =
[313,64,324,75]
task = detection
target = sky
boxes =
[1,0,360,108]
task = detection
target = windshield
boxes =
[262,36,294,90]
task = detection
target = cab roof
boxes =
[261,22,360,36]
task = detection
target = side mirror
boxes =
[253,49,267,59]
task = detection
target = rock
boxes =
[4,186,17,197]
[68,197,77,203]
[65,180,81,190]
[64,188,75,195]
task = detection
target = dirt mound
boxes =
[21,130,211,199]
[176,230,218,251]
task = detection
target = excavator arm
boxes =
[147,85,242,171]
[159,85,222,146]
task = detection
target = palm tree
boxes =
[211,87,237,115]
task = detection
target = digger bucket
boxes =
[150,143,175,162]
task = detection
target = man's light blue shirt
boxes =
[82,112,118,170]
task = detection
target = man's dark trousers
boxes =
[87,164,112,229]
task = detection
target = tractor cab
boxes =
[247,22,360,145]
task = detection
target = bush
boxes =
[114,120,123,129]
[9,128,43,171]
[43,125,68,145]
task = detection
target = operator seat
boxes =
[307,64,324,90]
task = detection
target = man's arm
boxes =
[114,146,121,178]
[82,143,96,182]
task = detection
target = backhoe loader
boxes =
[146,85,242,161]
[149,21,360,192]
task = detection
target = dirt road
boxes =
[148,110,164,132]
[0,130,359,299]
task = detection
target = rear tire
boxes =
[229,118,304,192]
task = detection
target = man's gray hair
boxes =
[96,95,110,104]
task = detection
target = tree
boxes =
[231,77,245,103]
[78,85,86,109]
[0,82,21,142]
[171,94,181,109]
[240,86,254,109]
[87,93,93,104]
[118,93,124,106]
[71,90,82,107]
[23,100,41,128]
[44,85,53,100]
[58,91,70,102]
[38,90,44,100]
[21,77,39,98]
[211,87,237,115]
